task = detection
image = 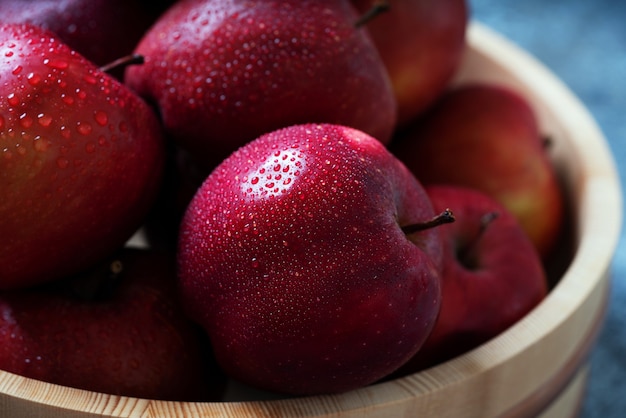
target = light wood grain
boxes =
[0,22,621,418]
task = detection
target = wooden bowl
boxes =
[0,22,621,418]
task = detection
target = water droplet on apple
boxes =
[61,94,75,105]
[19,113,33,128]
[119,122,128,133]
[11,65,22,75]
[0,115,4,129]
[76,122,92,136]
[43,58,69,70]
[94,111,108,126]
[251,177,259,185]
[37,113,53,127]
[26,72,41,86]
[60,125,71,139]
[33,137,49,152]
[7,93,19,106]
[85,143,96,153]
[83,74,97,85]
[56,157,69,169]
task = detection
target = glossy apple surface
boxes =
[351,0,468,126]
[178,123,443,395]
[0,24,165,289]
[126,0,397,168]
[0,248,224,401]
[398,185,548,373]
[390,83,564,257]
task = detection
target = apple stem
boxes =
[354,0,390,28]
[99,53,145,74]
[401,209,455,235]
[458,211,499,267]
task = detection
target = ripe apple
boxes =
[0,248,225,401]
[178,123,450,395]
[351,0,468,126]
[0,23,165,289]
[390,83,564,257]
[397,185,548,374]
[0,0,172,69]
[126,0,397,169]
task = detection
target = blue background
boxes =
[469,1,625,416]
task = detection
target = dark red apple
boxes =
[0,23,165,289]
[126,0,397,169]
[0,248,225,401]
[390,83,564,257]
[178,123,448,395]
[398,185,548,374]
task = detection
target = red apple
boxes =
[0,248,225,401]
[398,185,548,374]
[351,0,468,126]
[126,0,397,169]
[178,123,448,395]
[0,23,165,289]
[390,83,564,257]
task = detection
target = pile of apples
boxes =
[0,0,565,401]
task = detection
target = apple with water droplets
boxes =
[0,23,165,289]
[0,248,225,400]
[396,185,548,374]
[126,0,397,169]
[178,123,451,395]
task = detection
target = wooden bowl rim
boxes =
[0,21,622,418]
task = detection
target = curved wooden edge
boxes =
[500,273,610,417]
[538,365,589,418]
[0,22,622,418]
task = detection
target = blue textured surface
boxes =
[469,1,625,416]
